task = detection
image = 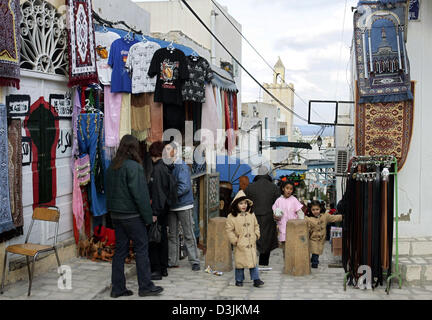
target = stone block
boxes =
[424,265,432,282]
[394,241,411,256]
[405,265,422,282]
[411,242,432,255]
[205,217,233,272]
[284,220,311,276]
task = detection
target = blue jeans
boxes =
[311,254,319,265]
[235,267,260,282]
[111,217,154,294]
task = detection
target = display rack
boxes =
[342,155,401,294]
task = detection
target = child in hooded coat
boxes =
[225,190,265,288]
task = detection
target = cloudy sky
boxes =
[134,0,359,125]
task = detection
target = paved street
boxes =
[1,242,431,300]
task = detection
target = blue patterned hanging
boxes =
[0,104,15,234]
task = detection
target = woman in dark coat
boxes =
[106,135,163,297]
[148,141,172,280]
[244,174,280,266]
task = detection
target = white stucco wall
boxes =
[397,1,432,237]
[93,0,151,34]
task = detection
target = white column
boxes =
[368,29,374,73]
[396,27,403,70]
[362,31,369,78]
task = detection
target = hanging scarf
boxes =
[7,119,23,232]
[354,0,412,103]
[66,0,98,87]
[0,0,21,89]
[0,104,15,235]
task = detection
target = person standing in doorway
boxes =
[106,135,163,297]
[165,142,201,271]
[244,168,280,266]
[148,141,172,280]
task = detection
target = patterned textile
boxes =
[66,0,98,87]
[354,1,412,103]
[182,56,213,103]
[0,104,15,234]
[7,119,23,230]
[355,85,414,171]
[0,0,21,89]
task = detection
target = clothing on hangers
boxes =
[182,56,213,103]
[95,30,121,85]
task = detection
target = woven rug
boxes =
[0,0,21,89]
[0,104,15,235]
[354,0,412,103]
[66,0,98,87]
[355,84,414,171]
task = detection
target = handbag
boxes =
[75,154,90,186]
[148,221,162,243]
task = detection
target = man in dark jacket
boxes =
[148,142,172,280]
[245,173,280,266]
[165,143,201,271]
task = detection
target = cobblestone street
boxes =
[2,242,429,300]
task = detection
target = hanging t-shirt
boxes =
[108,38,139,93]
[148,48,189,106]
[125,41,161,94]
[182,56,213,103]
[95,31,121,85]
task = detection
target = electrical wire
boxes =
[179,0,311,123]
[209,0,327,123]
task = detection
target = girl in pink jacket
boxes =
[272,181,304,255]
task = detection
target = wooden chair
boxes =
[1,206,63,296]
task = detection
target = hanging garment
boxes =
[0,104,15,235]
[148,48,190,105]
[95,30,121,85]
[7,119,23,234]
[0,0,21,89]
[119,93,132,141]
[232,92,239,131]
[163,104,185,137]
[72,88,82,161]
[182,56,213,103]
[353,1,412,103]
[72,159,84,232]
[108,37,139,93]
[77,113,107,217]
[213,86,223,131]
[131,93,152,131]
[201,84,220,145]
[148,94,163,144]
[104,86,122,148]
[66,0,99,87]
[125,41,161,94]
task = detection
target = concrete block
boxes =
[411,242,432,255]
[424,265,432,282]
[205,217,233,272]
[405,265,422,282]
[394,241,411,255]
[284,220,311,276]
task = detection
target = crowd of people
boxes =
[105,134,342,297]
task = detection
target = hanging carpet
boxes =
[66,0,98,87]
[0,104,15,236]
[355,83,414,171]
[354,0,412,103]
[0,0,21,89]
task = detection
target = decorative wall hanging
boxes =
[7,119,23,235]
[0,104,15,234]
[355,82,415,171]
[0,0,21,89]
[20,0,68,75]
[66,0,98,87]
[6,95,31,118]
[24,97,59,208]
[21,136,32,166]
[50,93,73,119]
[354,0,413,103]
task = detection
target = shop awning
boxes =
[210,65,238,92]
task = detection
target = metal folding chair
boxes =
[1,206,62,296]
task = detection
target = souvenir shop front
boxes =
[0,0,240,276]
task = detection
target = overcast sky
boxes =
[134,0,358,125]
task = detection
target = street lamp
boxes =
[317,136,323,151]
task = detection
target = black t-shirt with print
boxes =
[148,48,189,106]
[182,56,213,103]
